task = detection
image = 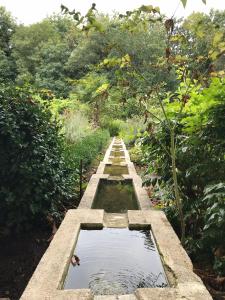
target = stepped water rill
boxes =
[21,138,212,300]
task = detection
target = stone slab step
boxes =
[103,213,128,228]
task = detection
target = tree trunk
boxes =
[170,128,185,245]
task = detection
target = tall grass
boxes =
[64,129,110,171]
[64,111,91,142]
[119,116,146,145]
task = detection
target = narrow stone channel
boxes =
[78,137,152,212]
[63,138,168,295]
[21,137,213,300]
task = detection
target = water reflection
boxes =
[110,150,125,157]
[92,180,139,213]
[140,229,155,251]
[104,165,128,176]
[64,228,168,294]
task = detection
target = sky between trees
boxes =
[1,0,225,25]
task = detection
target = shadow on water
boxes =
[63,228,168,294]
[110,150,125,157]
[109,157,126,164]
[92,180,139,213]
[104,165,128,176]
[112,145,123,150]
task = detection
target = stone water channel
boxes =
[21,138,212,300]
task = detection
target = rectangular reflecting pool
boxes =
[104,165,129,176]
[92,180,139,213]
[109,157,126,164]
[63,228,168,295]
[110,150,125,157]
[112,145,123,150]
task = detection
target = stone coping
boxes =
[97,162,137,177]
[103,138,130,163]
[21,138,212,299]
[81,139,151,210]
[21,209,212,300]
[78,173,151,210]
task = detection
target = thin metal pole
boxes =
[79,159,83,200]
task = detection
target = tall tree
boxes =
[0,6,17,82]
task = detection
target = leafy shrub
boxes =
[119,116,146,145]
[104,119,122,136]
[138,78,225,275]
[0,86,74,234]
[129,145,143,165]
[64,129,110,170]
[202,183,225,275]
[64,111,91,142]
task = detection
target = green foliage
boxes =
[63,111,91,142]
[202,183,225,266]
[0,2,225,281]
[40,98,76,117]
[129,145,143,165]
[0,50,17,83]
[0,7,17,83]
[73,72,109,103]
[120,117,146,145]
[0,6,16,55]
[181,78,225,132]
[61,3,103,32]
[180,10,225,76]
[165,78,225,133]
[12,20,60,80]
[12,15,78,94]
[139,78,225,274]
[64,129,110,170]
[66,29,108,78]
[181,0,206,8]
[101,119,123,137]
[0,86,75,234]
[35,42,71,97]
[181,0,188,7]
[73,72,110,125]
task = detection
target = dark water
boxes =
[104,165,129,176]
[112,145,123,150]
[63,228,168,294]
[112,148,123,152]
[92,180,139,212]
[109,157,126,164]
[110,150,125,157]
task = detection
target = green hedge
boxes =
[64,129,110,170]
[0,84,110,235]
[101,119,122,137]
[0,87,75,234]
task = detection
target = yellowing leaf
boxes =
[103,59,109,65]
[154,7,160,13]
[210,51,219,60]
[95,83,110,95]
[124,54,131,62]
[181,0,187,8]
[120,54,131,68]
[140,5,153,13]
[213,32,224,47]
[197,56,205,61]
[170,34,186,43]
[210,72,218,77]
[218,70,225,76]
